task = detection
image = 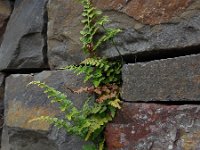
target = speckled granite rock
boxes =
[122,54,200,101]
[106,103,200,150]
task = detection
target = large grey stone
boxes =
[122,54,200,101]
[0,0,11,44]
[1,70,91,150]
[47,0,86,69]
[94,0,200,59]
[106,103,200,150]
[0,0,48,71]
[47,0,200,69]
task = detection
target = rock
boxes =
[0,0,11,44]
[47,0,200,68]
[47,0,86,69]
[0,0,48,71]
[105,103,200,150]
[0,73,5,147]
[122,54,200,101]
[93,0,200,59]
[1,70,91,150]
[0,73,5,109]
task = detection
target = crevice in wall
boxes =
[111,44,200,64]
[121,100,200,105]
[42,1,50,69]
[9,0,15,10]
[0,73,5,149]
[1,68,50,74]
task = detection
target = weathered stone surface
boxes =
[122,54,200,101]
[0,0,11,44]
[94,0,192,25]
[94,0,200,58]
[47,0,86,69]
[2,70,91,150]
[106,103,200,150]
[0,0,48,71]
[0,73,5,147]
[47,0,200,68]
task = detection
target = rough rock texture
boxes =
[94,0,200,59]
[0,0,11,44]
[122,54,200,101]
[106,103,200,150]
[94,0,192,25]
[0,73,5,147]
[47,0,85,69]
[47,0,200,68]
[1,70,91,150]
[0,0,48,71]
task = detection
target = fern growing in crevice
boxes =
[64,57,122,87]
[29,0,122,150]
[29,81,121,150]
[78,0,121,54]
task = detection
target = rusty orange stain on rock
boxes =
[6,101,59,131]
[94,0,192,25]
[181,130,200,150]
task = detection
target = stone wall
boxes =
[0,0,200,149]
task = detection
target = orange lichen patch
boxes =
[94,0,192,25]
[105,124,129,149]
[6,101,59,131]
[181,130,200,150]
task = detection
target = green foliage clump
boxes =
[29,0,122,150]
[29,81,121,150]
[78,0,121,54]
[64,57,122,87]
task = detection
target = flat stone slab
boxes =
[2,70,91,150]
[122,54,200,101]
[106,103,200,150]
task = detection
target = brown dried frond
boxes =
[64,83,120,103]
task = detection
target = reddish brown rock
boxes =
[0,0,11,44]
[105,103,200,150]
[94,0,192,25]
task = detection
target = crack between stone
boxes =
[1,68,50,74]
[110,44,200,64]
[120,100,200,105]
[42,0,50,69]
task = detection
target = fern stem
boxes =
[102,25,124,64]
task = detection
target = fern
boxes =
[64,57,122,87]
[78,0,121,54]
[29,0,122,149]
[29,81,119,149]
